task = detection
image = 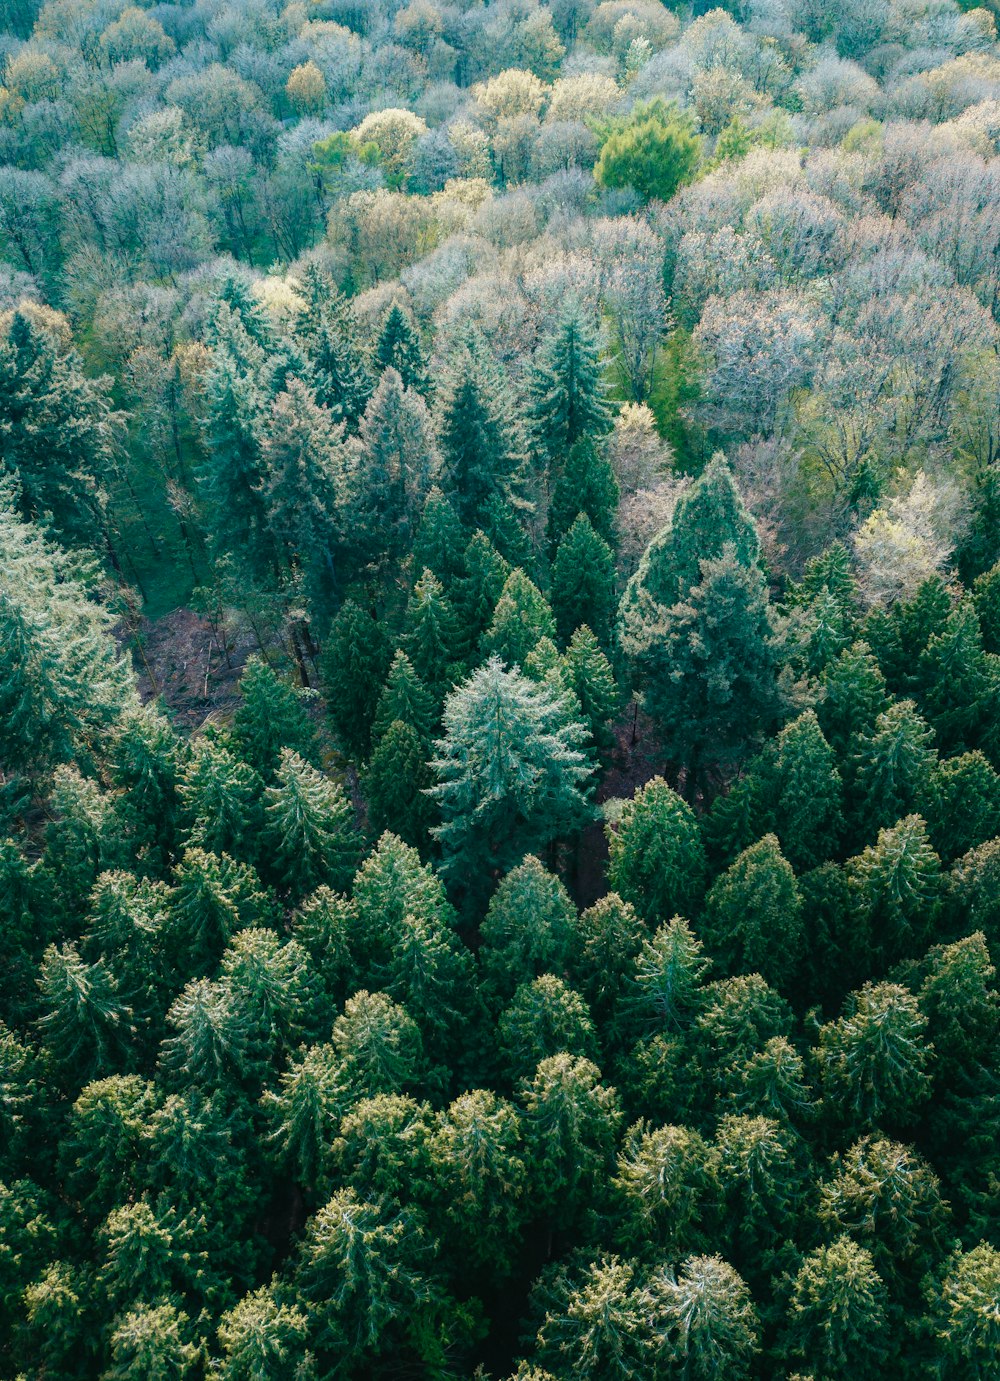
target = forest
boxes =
[4,0,1000,1375]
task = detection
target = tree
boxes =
[594,100,701,203]
[403,569,464,695]
[58,1075,155,1221]
[375,302,428,393]
[498,976,597,1082]
[179,739,263,863]
[642,1255,759,1380]
[104,1300,200,1381]
[768,711,844,871]
[373,651,434,748]
[455,530,512,645]
[612,1120,716,1256]
[567,892,646,1027]
[262,1041,342,1192]
[232,657,318,780]
[480,855,578,1002]
[624,916,711,1037]
[217,1286,310,1381]
[562,627,619,756]
[529,305,610,462]
[850,701,937,843]
[262,751,360,899]
[481,569,557,670]
[816,983,931,1131]
[782,1237,889,1381]
[437,339,527,528]
[365,721,435,848]
[929,1242,1000,1378]
[430,658,595,896]
[703,834,804,991]
[533,1256,645,1380]
[518,1054,621,1228]
[606,777,707,924]
[551,515,616,646]
[847,814,942,972]
[320,600,392,762]
[167,848,274,977]
[36,943,134,1086]
[0,309,123,546]
[548,438,620,548]
[816,641,889,758]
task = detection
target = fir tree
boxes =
[438,338,527,527]
[607,777,707,924]
[364,720,435,848]
[551,514,616,646]
[321,600,392,762]
[372,651,434,747]
[548,437,619,548]
[562,626,619,756]
[782,1237,889,1380]
[768,710,844,871]
[481,568,557,670]
[411,486,466,587]
[703,834,804,991]
[262,750,361,899]
[402,568,464,695]
[36,943,135,1085]
[455,530,512,644]
[233,656,319,780]
[430,659,595,898]
[529,304,610,462]
[480,855,578,1002]
[374,301,428,393]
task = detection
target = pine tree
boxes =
[704,834,804,991]
[481,569,557,670]
[262,750,361,899]
[639,548,784,780]
[168,847,274,976]
[375,301,428,393]
[972,559,1000,653]
[58,1075,156,1222]
[562,626,619,756]
[816,641,889,758]
[233,656,319,779]
[217,1286,310,1380]
[918,932,1000,1072]
[320,600,392,761]
[925,750,1000,863]
[551,514,616,646]
[365,720,435,848]
[607,777,707,924]
[331,990,429,1104]
[529,305,610,462]
[219,927,326,1073]
[549,437,619,548]
[430,657,595,894]
[930,1242,1000,1377]
[498,975,597,1082]
[846,814,942,971]
[351,367,439,573]
[104,1300,201,1380]
[36,943,135,1085]
[373,651,434,747]
[533,1256,645,1380]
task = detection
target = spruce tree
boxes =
[402,568,464,695]
[374,301,428,394]
[606,777,706,924]
[320,600,392,761]
[850,700,937,843]
[768,710,844,871]
[372,651,434,747]
[551,514,616,646]
[817,982,931,1131]
[704,834,804,991]
[549,437,619,548]
[782,1237,889,1381]
[455,530,512,644]
[36,943,135,1086]
[233,656,319,780]
[479,855,578,1002]
[179,738,263,862]
[481,569,557,670]
[411,486,466,587]
[562,626,619,756]
[437,338,527,527]
[364,720,435,848]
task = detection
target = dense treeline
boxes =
[4,0,1000,1376]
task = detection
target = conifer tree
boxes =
[607,777,706,924]
[479,855,578,1002]
[262,751,361,899]
[642,1255,760,1380]
[613,1120,717,1255]
[816,641,889,758]
[567,892,646,1026]
[703,834,804,991]
[930,1242,1000,1377]
[533,1256,645,1380]
[529,305,610,462]
[551,514,616,646]
[374,301,428,393]
[925,750,1000,863]
[331,990,429,1104]
[109,709,184,876]
[320,600,392,761]
[481,569,557,670]
[624,915,711,1036]
[365,720,435,848]
[296,273,373,428]
[498,975,597,1082]
[817,982,931,1131]
[768,710,844,871]
[168,847,274,976]
[430,658,595,894]
[549,437,620,548]
[217,1286,310,1380]
[847,814,942,971]
[402,568,464,695]
[36,943,135,1085]
[782,1237,889,1380]
[438,339,527,527]
[562,626,619,756]
[411,486,466,586]
[232,656,319,779]
[373,651,434,747]
[179,738,263,862]
[850,699,937,842]
[455,530,512,644]
[262,1041,342,1192]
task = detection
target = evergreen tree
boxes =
[480,855,578,1002]
[551,514,616,646]
[262,1041,342,1192]
[373,651,434,747]
[374,302,428,393]
[529,304,610,463]
[455,529,512,644]
[438,338,527,527]
[297,277,373,428]
[0,310,122,546]
[216,1286,310,1380]
[567,893,646,1027]
[624,915,711,1036]
[925,750,1000,863]
[232,657,319,779]
[850,699,937,843]
[782,1237,889,1381]
[402,568,464,695]
[846,814,942,971]
[929,1242,1000,1377]
[168,847,274,977]
[262,751,361,899]
[562,627,619,757]
[411,486,466,587]
[481,569,557,670]
[642,1255,759,1380]
[498,975,597,1082]
[179,738,263,862]
[607,777,706,924]
[768,710,844,871]
[703,834,804,991]
[36,942,135,1086]
[549,437,619,548]
[109,709,184,876]
[430,658,595,895]
[816,641,889,758]
[613,1120,717,1255]
[817,982,931,1131]
[533,1256,645,1380]
[365,720,435,848]
[320,599,392,761]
